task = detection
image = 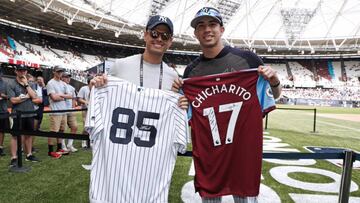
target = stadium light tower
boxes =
[280,8,316,42]
[216,0,242,25]
[150,0,170,16]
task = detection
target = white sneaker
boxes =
[68,146,78,152]
[82,141,87,148]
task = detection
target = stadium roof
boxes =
[1,0,360,55]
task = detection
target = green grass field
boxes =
[0,105,359,202]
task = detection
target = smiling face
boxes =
[194,16,224,49]
[143,24,173,58]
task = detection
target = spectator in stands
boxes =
[171,7,281,203]
[46,66,73,158]
[60,72,78,152]
[77,77,92,149]
[91,15,179,92]
[0,69,9,156]
[7,65,41,166]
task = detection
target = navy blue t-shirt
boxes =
[183,46,263,78]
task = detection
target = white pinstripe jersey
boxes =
[85,77,189,203]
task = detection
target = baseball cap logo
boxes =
[201,7,210,13]
[146,15,174,35]
[158,16,168,22]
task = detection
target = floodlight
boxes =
[67,19,73,25]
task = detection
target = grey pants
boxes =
[202,196,258,203]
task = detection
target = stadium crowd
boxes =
[282,87,360,101]
[0,25,360,108]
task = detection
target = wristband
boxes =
[24,84,29,88]
[270,81,280,88]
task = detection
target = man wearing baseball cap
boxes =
[87,15,188,203]
[46,66,73,158]
[7,64,42,166]
[60,72,78,152]
[172,6,282,203]
[91,15,179,91]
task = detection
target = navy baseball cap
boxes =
[191,7,223,28]
[146,15,174,35]
[15,64,28,71]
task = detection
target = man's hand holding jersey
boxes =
[172,78,189,110]
[257,65,282,99]
[90,74,108,88]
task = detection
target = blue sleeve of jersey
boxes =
[179,89,192,120]
[256,75,276,114]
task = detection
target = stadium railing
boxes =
[0,109,359,203]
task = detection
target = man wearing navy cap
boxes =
[172,6,282,203]
[92,15,179,91]
[87,15,188,203]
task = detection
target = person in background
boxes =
[7,65,41,166]
[77,77,92,149]
[34,76,48,131]
[26,74,42,153]
[60,72,78,152]
[46,66,73,158]
[0,69,9,156]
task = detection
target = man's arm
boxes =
[0,93,8,100]
[18,76,38,100]
[258,66,282,99]
[77,87,88,106]
[172,78,189,110]
[7,84,27,105]
[32,84,43,105]
[47,81,65,102]
[78,98,88,106]
[49,93,65,102]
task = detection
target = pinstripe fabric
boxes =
[85,77,188,203]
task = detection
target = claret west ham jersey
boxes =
[182,69,275,198]
[85,77,189,203]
